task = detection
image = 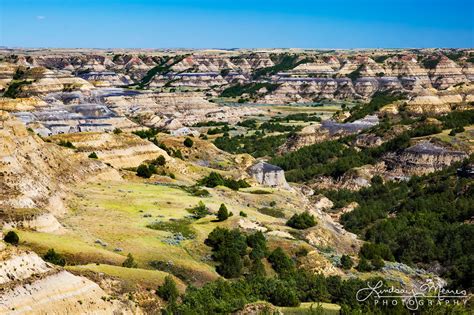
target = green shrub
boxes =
[181,186,210,197]
[248,189,272,195]
[270,113,321,123]
[257,207,285,218]
[237,119,258,129]
[220,68,231,76]
[371,256,385,270]
[174,149,184,160]
[58,140,75,149]
[220,82,279,97]
[149,260,193,283]
[359,243,394,261]
[286,212,316,229]
[136,164,153,178]
[132,128,159,140]
[3,80,32,98]
[268,247,294,274]
[422,57,440,69]
[356,257,372,272]
[3,231,19,245]
[217,204,230,221]
[198,172,250,191]
[193,121,227,127]
[239,211,247,217]
[157,276,179,302]
[88,152,98,159]
[152,155,166,166]
[205,227,247,278]
[122,253,138,268]
[340,255,353,270]
[171,223,442,313]
[440,110,474,130]
[449,126,465,136]
[247,231,267,261]
[214,133,287,158]
[113,128,122,134]
[216,249,244,278]
[345,91,405,122]
[347,64,364,81]
[268,281,300,307]
[374,55,391,63]
[187,201,209,219]
[183,138,193,148]
[43,248,66,266]
[147,218,196,239]
[13,67,26,80]
[259,122,302,133]
[295,247,309,257]
[252,53,312,79]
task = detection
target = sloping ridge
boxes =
[0,113,121,215]
[0,246,135,314]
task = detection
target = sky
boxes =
[0,0,473,49]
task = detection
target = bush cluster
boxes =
[198,172,250,191]
[286,212,316,229]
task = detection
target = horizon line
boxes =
[1,46,473,51]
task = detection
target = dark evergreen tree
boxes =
[3,231,19,245]
[183,137,194,148]
[217,203,230,221]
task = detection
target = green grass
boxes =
[422,125,473,151]
[147,218,197,238]
[18,178,310,285]
[257,207,286,219]
[247,189,273,195]
[179,185,211,197]
[67,263,186,292]
[64,182,220,282]
[17,230,124,265]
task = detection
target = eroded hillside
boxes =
[0,48,472,314]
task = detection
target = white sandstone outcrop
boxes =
[247,162,290,189]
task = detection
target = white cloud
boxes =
[36,16,46,20]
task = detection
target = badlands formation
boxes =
[0,48,473,314]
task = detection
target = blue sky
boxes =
[0,0,473,48]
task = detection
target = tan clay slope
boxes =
[158,134,255,173]
[47,132,172,169]
[0,245,136,315]
[0,112,121,215]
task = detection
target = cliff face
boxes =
[247,162,290,189]
[0,247,135,314]
[2,49,473,104]
[0,114,121,213]
[103,91,264,128]
[278,116,379,155]
[384,141,469,177]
